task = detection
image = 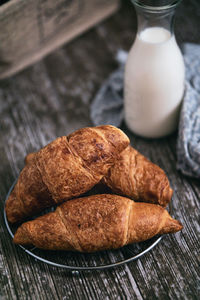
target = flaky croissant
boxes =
[14,194,182,252]
[103,146,173,207]
[24,143,173,207]
[6,125,129,223]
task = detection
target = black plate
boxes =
[4,180,165,271]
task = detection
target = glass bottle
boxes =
[124,0,185,138]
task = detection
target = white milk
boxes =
[124,27,185,138]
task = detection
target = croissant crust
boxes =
[6,125,130,223]
[103,146,173,207]
[13,194,183,252]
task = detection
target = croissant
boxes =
[6,125,129,223]
[103,146,173,207]
[13,194,182,252]
[24,144,173,207]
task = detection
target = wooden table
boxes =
[0,0,199,299]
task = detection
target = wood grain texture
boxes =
[0,0,119,79]
[0,0,200,299]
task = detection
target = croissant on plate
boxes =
[13,194,183,252]
[103,145,173,207]
[5,125,130,223]
[24,145,173,207]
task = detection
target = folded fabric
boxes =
[90,43,200,178]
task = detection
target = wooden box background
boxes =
[0,0,119,79]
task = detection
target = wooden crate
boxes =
[0,0,119,79]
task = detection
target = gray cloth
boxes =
[90,44,200,178]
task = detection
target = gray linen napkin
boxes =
[90,43,200,178]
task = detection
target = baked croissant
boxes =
[103,146,173,207]
[13,194,182,252]
[6,125,129,223]
[24,144,173,207]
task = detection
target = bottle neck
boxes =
[136,7,175,36]
[132,0,181,37]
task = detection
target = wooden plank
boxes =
[0,0,119,79]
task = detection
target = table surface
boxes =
[0,0,200,299]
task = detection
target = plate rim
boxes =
[4,179,163,271]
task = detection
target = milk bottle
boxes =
[124,0,185,138]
